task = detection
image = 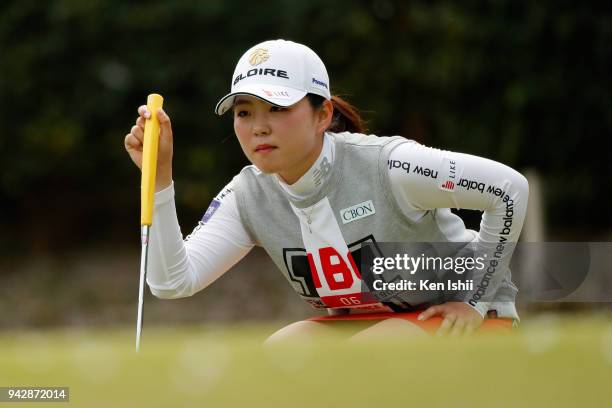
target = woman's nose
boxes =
[253,120,271,137]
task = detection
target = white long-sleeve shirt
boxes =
[146,133,528,316]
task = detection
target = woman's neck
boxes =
[276,133,334,198]
[278,134,324,185]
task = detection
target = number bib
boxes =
[290,197,392,312]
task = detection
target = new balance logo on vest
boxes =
[339,200,376,224]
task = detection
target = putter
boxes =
[136,93,164,352]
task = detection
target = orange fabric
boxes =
[307,311,513,334]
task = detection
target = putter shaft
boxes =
[136,225,150,352]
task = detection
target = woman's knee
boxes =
[264,320,335,345]
[349,318,428,342]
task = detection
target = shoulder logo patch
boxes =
[201,199,221,224]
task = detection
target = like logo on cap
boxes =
[215,39,331,115]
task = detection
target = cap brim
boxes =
[215,84,307,115]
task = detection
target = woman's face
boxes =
[233,95,332,184]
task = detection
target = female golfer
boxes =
[124,39,528,341]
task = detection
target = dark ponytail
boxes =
[306,94,366,134]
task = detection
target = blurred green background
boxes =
[0,1,611,330]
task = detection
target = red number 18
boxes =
[307,247,362,290]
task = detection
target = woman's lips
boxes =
[255,145,277,153]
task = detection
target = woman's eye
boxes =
[235,110,249,117]
[270,106,287,112]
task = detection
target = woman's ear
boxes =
[316,99,334,134]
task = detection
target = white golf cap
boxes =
[215,39,331,115]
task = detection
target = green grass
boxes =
[2,314,612,407]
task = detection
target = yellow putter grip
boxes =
[140,93,164,226]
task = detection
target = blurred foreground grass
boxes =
[2,314,612,407]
